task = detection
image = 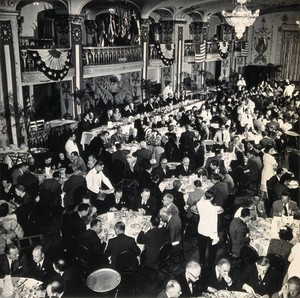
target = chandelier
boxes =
[222,0,259,39]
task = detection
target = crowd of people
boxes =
[0,78,300,297]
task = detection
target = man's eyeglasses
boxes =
[189,271,199,281]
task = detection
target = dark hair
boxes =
[90,218,101,228]
[95,160,104,167]
[211,173,221,181]
[194,179,202,188]
[279,225,293,241]
[240,208,251,218]
[115,143,122,150]
[5,244,18,255]
[276,168,285,175]
[288,276,300,288]
[150,215,160,227]
[49,280,65,295]
[77,203,89,212]
[210,160,220,167]
[256,256,270,266]
[0,203,9,217]
[264,145,274,154]
[115,188,123,193]
[115,221,125,232]
[71,151,79,157]
[15,184,26,192]
[52,171,60,179]
[205,189,215,200]
[281,191,291,198]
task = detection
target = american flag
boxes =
[195,42,206,63]
[241,41,249,56]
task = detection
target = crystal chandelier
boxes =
[222,0,259,39]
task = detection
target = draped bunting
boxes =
[218,41,229,59]
[155,42,175,66]
[29,49,72,81]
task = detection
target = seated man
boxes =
[110,126,127,144]
[229,208,251,257]
[228,135,245,153]
[78,218,108,269]
[272,276,300,298]
[238,256,280,297]
[104,221,141,268]
[103,188,129,212]
[46,280,64,298]
[175,157,195,178]
[157,279,182,298]
[271,192,299,217]
[0,244,30,277]
[134,188,158,216]
[175,260,203,297]
[203,258,235,293]
[30,245,55,285]
[137,215,170,269]
[70,151,87,172]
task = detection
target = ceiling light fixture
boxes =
[222,0,259,39]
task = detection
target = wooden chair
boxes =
[16,234,44,252]
[240,244,259,265]
[36,119,45,131]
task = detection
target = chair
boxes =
[223,228,232,257]
[75,243,91,279]
[16,234,44,252]
[29,121,37,132]
[36,119,45,131]
[156,242,172,286]
[240,245,259,265]
[112,159,127,183]
[203,140,215,153]
[231,166,245,190]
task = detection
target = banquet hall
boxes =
[0,0,300,297]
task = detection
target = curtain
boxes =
[280,30,300,81]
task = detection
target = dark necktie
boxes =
[218,275,222,283]
[37,263,41,271]
[283,204,288,216]
[258,275,263,284]
[222,132,224,141]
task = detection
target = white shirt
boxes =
[86,168,113,194]
[65,139,79,159]
[163,85,173,99]
[213,130,231,145]
[197,199,222,244]
[239,114,254,130]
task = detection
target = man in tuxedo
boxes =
[103,188,129,212]
[157,115,169,128]
[134,188,158,216]
[158,279,182,298]
[175,157,195,177]
[137,215,170,269]
[271,192,299,217]
[132,141,152,175]
[0,244,30,278]
[175,260,203,297]
[229,208,251,257]
[78,218,108,269]
[179,124,195,154]
[152,158,172,183]
[30,245,55,284]
[105,221,141,268]
[238,256,280,296]
[203,258,235,293]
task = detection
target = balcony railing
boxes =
[184,41,234,57]
[82,45,142,66]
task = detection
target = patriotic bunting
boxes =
[155,43,175,66]
[241,41,249,56]
[218,41,229,59]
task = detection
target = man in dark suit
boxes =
[103,188,129,212]
[105,221,141,268]
[204,150,226,173]
[271,192,299,217]
[187,141,205,169]
[11,163,29,185]
[157,279,182,298]
[203,258,235,293]
[134,188,158,216]
[175,260,203,297]
[30,245,55,285]
[0,244,30,278]
[243,150,263,183]
[132,141,152,175]
[78,218,108,269]
[175,157,195,177]
[137,215,170,269]
[61,203,89,256]
[210,173,229,208]
[19,167,39,200]
[179,124,195,154]
[229,208,251,257]
[259,131,275,148]
[112,143,130,165]
[238,256,280,296]
[152,158,172,183]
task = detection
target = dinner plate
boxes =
[215,290,233,298]
[130,223,141,229]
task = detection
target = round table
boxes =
[86,268,121,293]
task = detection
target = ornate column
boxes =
[0,9,24,146]
[141,18,150,95]
[69,15,84,117]
[175,23,184,97]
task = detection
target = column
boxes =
[0,11,24,146]
[140,19,150,99]
[174,22,185,97]
[69,15,84,118]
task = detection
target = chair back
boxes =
[267,253,287,278]
[158,242,172,267]
[231,166,245,184]
[115,251,139,273]
[240,245,259,264]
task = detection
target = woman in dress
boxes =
[260,145,278,196]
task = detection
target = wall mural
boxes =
[251,17,273,65]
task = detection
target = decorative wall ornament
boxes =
[218,41,229,59]
[56,15,69,34]
[84,20,96,35]
[69,15,84,25]
[161,21,174,35]
[29,48,72,81]
[0,22,12,42]
[162,66,171,81]
[155,42,175,66]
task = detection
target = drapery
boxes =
[280,30,300,81]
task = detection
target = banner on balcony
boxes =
[29,49,72,81]
[155,43,175,66]
[195,42,206,63]
[218,41,229,59]
[241,41,249,56]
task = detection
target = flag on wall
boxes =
[195,42,206,63]
[241,41,249,56]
